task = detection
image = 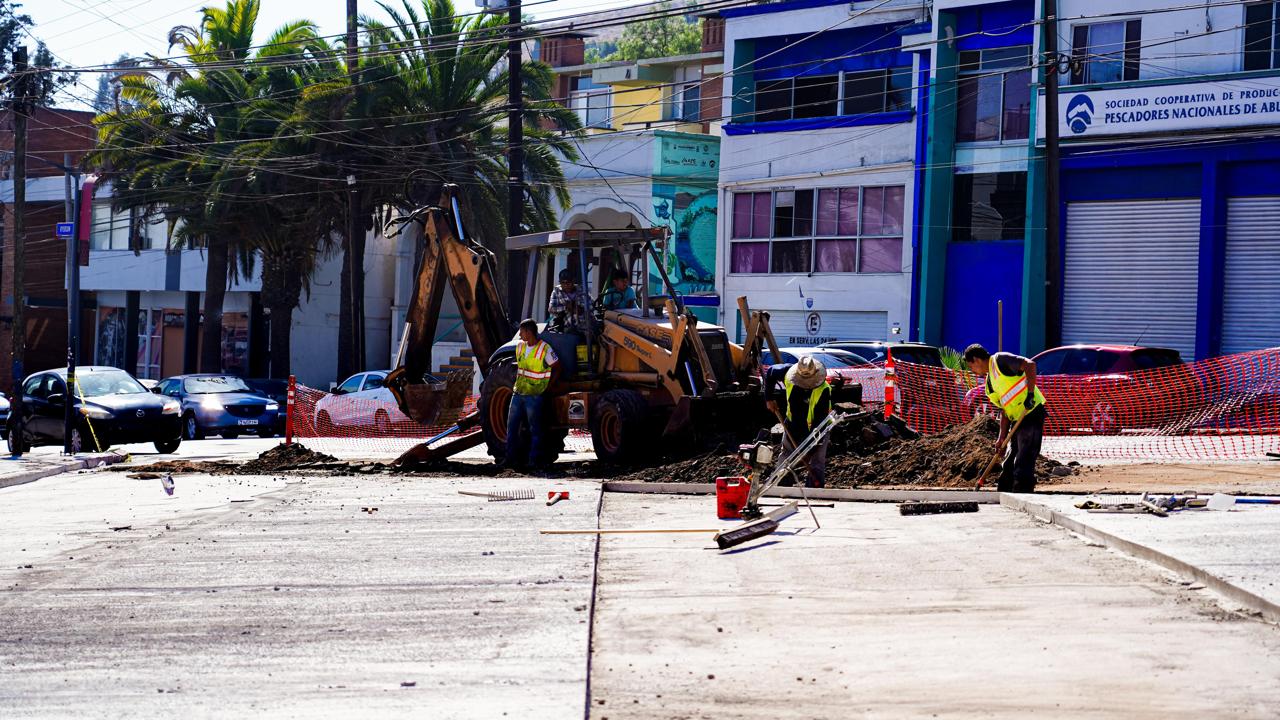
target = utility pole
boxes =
[1043,0,1062,348]
[10,46,28,454]
[63,153,77,455]
[342,0,365,377]
[507,0,525,316]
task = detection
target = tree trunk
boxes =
[337,197,366,382]
[262,255,303,379]
[200,235,228,372]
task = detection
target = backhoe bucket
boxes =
[663,391,774,440]
[405,369,474,425]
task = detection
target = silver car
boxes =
[155,374,280,440]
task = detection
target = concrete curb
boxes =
[602,481,1000,504]
[0,452,126,490]
[1002,494,1280,624]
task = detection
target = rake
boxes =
[457,489,536,502]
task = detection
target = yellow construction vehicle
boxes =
[382,184,803,465]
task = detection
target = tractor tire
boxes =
[479,359,517,463]
[590,389,649,464]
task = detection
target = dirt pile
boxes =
[618,414,1079,489]
[240,443,338,473]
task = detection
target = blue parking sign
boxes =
[55,222,74,238]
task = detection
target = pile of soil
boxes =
[240,443,338,473]
[130,443,381,477]
[617,414,1080,489]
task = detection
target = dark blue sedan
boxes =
[155,374,280,440]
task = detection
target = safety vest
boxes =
[784,378,831,429]
[514,340,553,395]
[985,358,1045,421]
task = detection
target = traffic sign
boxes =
[55,222,74,238]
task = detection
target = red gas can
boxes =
[715,476,751,520]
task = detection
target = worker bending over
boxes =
[507,319,561,470]
[548,269,590,333]
[601,269,638,311]
[963,344,1046,492]
[764,356,831,488]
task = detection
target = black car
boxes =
[7,366,183,455]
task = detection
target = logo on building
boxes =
[1065,94,1095,134]
[806,312,822,335]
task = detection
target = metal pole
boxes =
[507,0,525,316]
[10,46,28,454]
[64,167,82,454]
[345,0,364,374]
[1043,0,1062,348]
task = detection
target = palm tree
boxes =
[89,0,325,374]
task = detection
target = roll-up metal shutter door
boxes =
[1063,199,1200,358]
[1223,197,1280,353]
[765,310,888,346]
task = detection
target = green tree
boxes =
[610,3,700,61]
[0,1,70,105]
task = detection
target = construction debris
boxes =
[547,491,569,506]
[898,501,980,516]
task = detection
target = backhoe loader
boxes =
[383,185,853,465]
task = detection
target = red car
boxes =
[964,345,1190,434]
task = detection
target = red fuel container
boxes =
[715,476,751,520]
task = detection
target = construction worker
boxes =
[506,318,561,469]
[601,269,638,311]
[548,268,590,334]
[963,344,1046,492]
[763,356,831,488]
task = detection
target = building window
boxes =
[673,82,701,122]
[90,201,131,250]
[750,66,910,123]
[956,46,1031,143]
[730,186,904,274]
[952,172,1028,242]
[570,76,610,129]
[1070,20,1140,84]
[1245,2,1280,71]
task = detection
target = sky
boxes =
[25,0,633,109]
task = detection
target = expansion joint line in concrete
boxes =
[1002,494,1280,625]
[582,487,605,719]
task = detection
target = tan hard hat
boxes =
[786,355,826,390]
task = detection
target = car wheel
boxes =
[154,438,181,454]
[71,426,101,454]
[221,429,240,440]
[316,411,334,436]
[183,413,203,441]
[7,425,28,456]
[1091,400,1123,435]
[374,410,392,436]
[257,427,275,439]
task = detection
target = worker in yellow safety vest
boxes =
[764,356,832,488]
[506,318,561,470]
[964,343,1047,492]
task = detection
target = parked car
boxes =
[964,345,1191,434]
[244,378,289,434]
[760,347,872,406]
[7,366,182,454]
[155,374,280,440]
[313,370,410,434]
[0,393,9,439]
[816,340,885,364]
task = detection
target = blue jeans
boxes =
[506,392,544,466]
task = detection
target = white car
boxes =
[313,370,410,434]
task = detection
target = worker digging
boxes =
[764,355,832,488]
[964,343,1047,493]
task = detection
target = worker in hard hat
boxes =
[548,268,590,334]
[963,343,1046,492]
[764,355,832,488]
[506,318,561,470]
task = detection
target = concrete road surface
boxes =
[588,493,1280,719]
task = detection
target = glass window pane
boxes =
[816,189,839,235]
[842,70,885,115]
[973,74,1003,141]
[1002,69,1032,140]
[958,50,982,72]
[956,76,980,142]
[751,193,771,238]
[1246,3,1274,71]
[771,240,812,273]
[815,239,857,272]
[886,66,912,111]
[952,172,1028,242]
[794,189,814,237]
[732,193,752,238]
[755,79,792,122]
[731,241,769,273]
[793,74,838,119]
[859,237,902,273]
[882,186,904,235]
[863,187,886,235]
[586,92,610,128]
[680,84,701,122]
[1085,22,1126,83]
[774,191,795,238]
[983,46,1030,69]
[837,188,859,236]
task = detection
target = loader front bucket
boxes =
[662,391,774,442]
[405,369,474,425]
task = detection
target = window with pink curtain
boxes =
[837,188,858,236]
[859,237,902,273]
[731,241,769,273]
[732,193,752,238]
[751,192,770,238]
[816,188,839,235]
[862,187,885,235]
[815,239,858,272]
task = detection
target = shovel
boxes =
[974,414,1026,491]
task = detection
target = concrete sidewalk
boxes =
[1007,493,1280,623]
[0,447,121,489]
[588,493,1280,719]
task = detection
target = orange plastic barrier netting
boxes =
[286,382,594,460]
[891,348,1280,461]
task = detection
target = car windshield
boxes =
[184,376,253,394]
[1060,350,1124,374]
[804,352,868,368]
[77,371,147,397]
[891,348,942,367]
